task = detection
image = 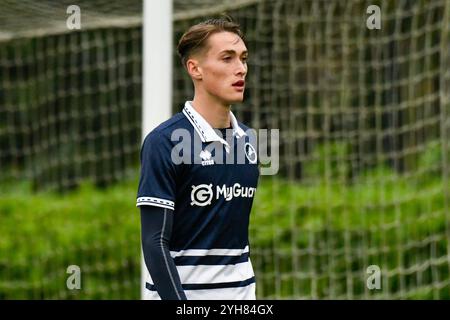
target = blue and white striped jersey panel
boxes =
[143,246,256,300]
[144,283,256,300]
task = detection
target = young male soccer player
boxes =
[136,17,260,300]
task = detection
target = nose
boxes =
[235,60,247,76]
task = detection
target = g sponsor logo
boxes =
[217,183,256,201]
[190,183,257,206]
[190,184,213,206]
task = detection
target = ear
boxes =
[186,58,202,80]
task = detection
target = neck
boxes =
[191,92,231,129]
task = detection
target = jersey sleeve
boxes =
[136,131,178,211]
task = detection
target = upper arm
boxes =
[136,131,178,211]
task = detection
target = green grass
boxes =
[0,178,141,299]
[0,156,449,299]
[250,167,449,299]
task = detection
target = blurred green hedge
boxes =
[0,142,448,299]
[251,142,449,299]
[0,179,141,299]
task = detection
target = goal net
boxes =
[173,0,450,299]
[0,0,449,299]
[0,0,143,299]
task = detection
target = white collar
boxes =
[182,101,247,149]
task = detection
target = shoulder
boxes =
[142,112,190,145]
[147,112,186,136]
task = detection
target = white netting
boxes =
[0,0,449,299]
[173,0,450,299]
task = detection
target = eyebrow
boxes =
[219,50,248,56]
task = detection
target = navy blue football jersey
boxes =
[137,101,260,299]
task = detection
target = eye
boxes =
[223,56,231,62]
[242,57,248,63]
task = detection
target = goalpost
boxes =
[141,0,173,299]
[1,0,449,300]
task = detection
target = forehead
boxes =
[206,31,247,55]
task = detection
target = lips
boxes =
[232,80,245,87]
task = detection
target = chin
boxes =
[217,92,244,105]
[226,95,245,104]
